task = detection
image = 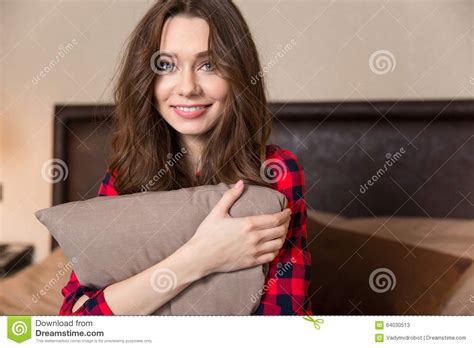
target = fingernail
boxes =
[233,179,243,189]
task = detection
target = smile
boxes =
[176,105,207,111]
[171,104,212,119]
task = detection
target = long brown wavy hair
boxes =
[108,0,273,194]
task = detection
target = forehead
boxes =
[160,15,210,57]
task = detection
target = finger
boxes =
[255,224,289,243]
[211,180,244,217]
[247,208,291,230]
[255,250,280,265]
[255,238,286,255]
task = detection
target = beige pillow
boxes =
[35,182,288,315]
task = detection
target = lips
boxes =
[171,104,212,119]
[172,103,211,107]
[174,105,210,111]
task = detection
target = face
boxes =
[153,15,229,140]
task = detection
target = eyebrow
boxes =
[194,50,210,58]
[163,50,209,59]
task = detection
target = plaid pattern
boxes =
[253,144,312,315]
[59,271,114,315]
[59,144,312,315]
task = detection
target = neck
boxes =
[179,134,204,174]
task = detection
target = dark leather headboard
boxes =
[51,100,474,250]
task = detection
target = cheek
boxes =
[200,76,229,102]
[154,77,174,104]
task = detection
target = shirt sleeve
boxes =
[252,147,313,315]
[58,170,118,315]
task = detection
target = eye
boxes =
[200,62,214,72]
[156,59,175,73]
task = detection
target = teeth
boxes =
[176,106,208,112]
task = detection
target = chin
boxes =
[174,123,209,136]
[161,108,220,136]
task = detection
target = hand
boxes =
[187,180,291,275]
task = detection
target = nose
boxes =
[177,67,200,97]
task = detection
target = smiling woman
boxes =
[59,0,312,317]
[110,0,273,193]
[154,16,230,139]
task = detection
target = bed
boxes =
[1,99,473,315]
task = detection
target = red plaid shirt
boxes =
[59,144,312,315]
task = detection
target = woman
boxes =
[60,0,312,316]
